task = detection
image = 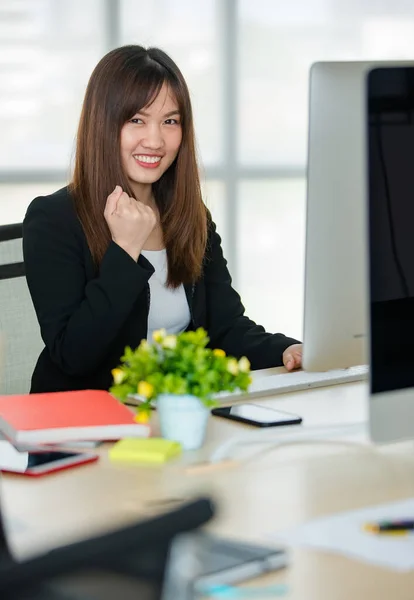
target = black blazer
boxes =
[23,187,300,393]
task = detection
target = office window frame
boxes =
[0,0,305,286]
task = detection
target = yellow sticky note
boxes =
[109,438,182,465]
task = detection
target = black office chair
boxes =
[0,223,43,394]
[0,484,215,600]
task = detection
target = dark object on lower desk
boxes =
[0,497,215,600]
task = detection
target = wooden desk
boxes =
[2,371,414,599]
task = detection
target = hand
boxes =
[283,343,303,371]
[104,186,157,261]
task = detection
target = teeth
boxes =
[134,155,161,164]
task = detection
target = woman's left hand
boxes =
[283,344,303,371]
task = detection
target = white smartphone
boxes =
[162,532,288,598]
[0,440,99,477]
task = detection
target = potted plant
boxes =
[109,327,252,450]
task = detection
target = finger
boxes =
[114,192,133,215]
[132,197,146,212]
[293,353,302,367]
[134,201,156,221]
[105,186,123,215]
[284,354,294,371]
[134,198,152,214]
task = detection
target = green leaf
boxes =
[109,383,135,403]
[108,328,252,408]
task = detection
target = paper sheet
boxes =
[270,497,414,571]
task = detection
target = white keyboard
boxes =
[214,365,369,402]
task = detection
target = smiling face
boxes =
[120,83,182,200]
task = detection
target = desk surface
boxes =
[2,368,414,599]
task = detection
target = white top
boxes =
[141,249,191,341]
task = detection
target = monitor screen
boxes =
[368,66,414,394]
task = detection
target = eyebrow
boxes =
[136,109,180,118]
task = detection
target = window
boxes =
[120,0,223,167]
[0,0,105,171]
[3,0,414,338]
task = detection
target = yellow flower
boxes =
[134,411,150,424]
[213,348,226,358]
[112,368,126,385]
[137,380,154,398]
[152,328,166,343]
[226,358,239,376]
[139,339,150,351]
[238,356,251,373]
[162,335,177,349]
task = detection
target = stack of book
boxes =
[0,389,149,446]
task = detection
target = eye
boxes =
[130,118,144,124]
[164,118,180,125]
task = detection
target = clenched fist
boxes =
[104,186,157,261]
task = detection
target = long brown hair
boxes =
[70,45,207,287]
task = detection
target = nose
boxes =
[141,123,164,150]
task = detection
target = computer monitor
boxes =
[303,60,414,372]
[367,65,414,444]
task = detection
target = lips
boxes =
[133,154,162,169]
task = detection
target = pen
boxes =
[363,520,414,534]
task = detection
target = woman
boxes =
[23,45,302,394]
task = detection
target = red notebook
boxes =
[0,390,150,445]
